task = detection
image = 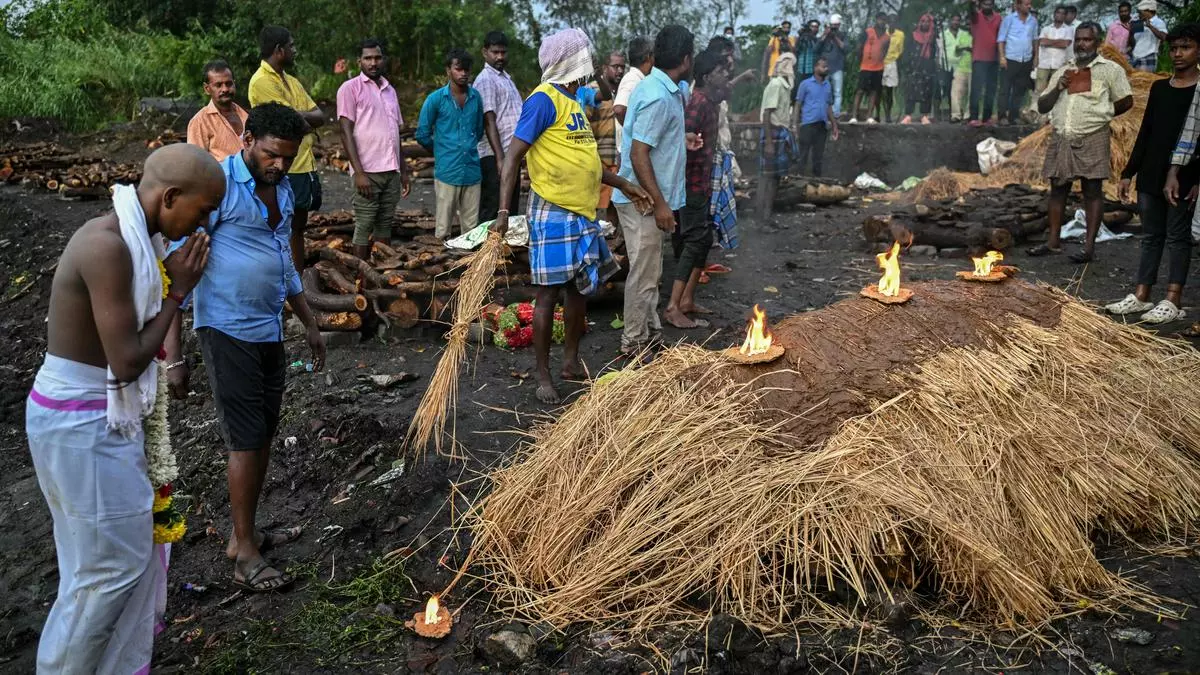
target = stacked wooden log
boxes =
[302,208,535,333]
[0,142,141,198]
[320,140,435,179]
[863,184,1137,254]
[773,176,853,208]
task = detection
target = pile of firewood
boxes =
[318,137,436,180]
[863,184,1136,254]
[0,142,141,198]
[302,208,534,333]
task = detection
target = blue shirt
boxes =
[172,152,303,343]
[414,84,484,186]
[795,77,832,125]
[614,68,689,210]
[997,12,1038,62]
[575,86,598,113]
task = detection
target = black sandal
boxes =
[1026,244,1062,257]
[233,560,295,593]
[257,526,302,555]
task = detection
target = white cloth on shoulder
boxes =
[108,184,165,438]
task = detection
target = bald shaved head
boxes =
[139,143,227,241]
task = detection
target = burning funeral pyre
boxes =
[465,280,1200,634]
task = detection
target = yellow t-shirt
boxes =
[885,30,906,64]
[248,61,318,173]
[520,83,602,220]
[765,36,798,79]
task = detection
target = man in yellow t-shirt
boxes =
[249,25,327,272]
[760,22,798,84]
[882,15,906,123]
[489,28,651,405]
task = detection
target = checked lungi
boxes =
[528,192,619,295]
[759,127,797,177]
[1043,127,1111,181]
[710,150,739,250]
[26,354,169,675]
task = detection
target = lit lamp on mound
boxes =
[407,595,452,638]
[724,304,785,364]
[956,251,1017,282]
[861,241,913,304]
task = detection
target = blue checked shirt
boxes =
[997,12,1038,63]
[1172,85,1200,167]
[169,152,303,343]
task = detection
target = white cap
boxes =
[830,13,843,25]
[1136,0,1156,10]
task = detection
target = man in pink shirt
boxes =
[337,39,411,260]
[1106,2,1134,56]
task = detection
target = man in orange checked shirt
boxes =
[186,60,250,162]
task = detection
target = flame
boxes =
[424,596,441,624]
[738,305,773,356]
[971,251,1004,277]
[875,242,902,297]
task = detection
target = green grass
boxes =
[202,557,416,674]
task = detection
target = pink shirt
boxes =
[1106,21,1131,54]
[336,73,404,173]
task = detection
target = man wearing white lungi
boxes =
[26,143,222,674]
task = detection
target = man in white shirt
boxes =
[1036,5,1073,112]
[1130,0,1168,71]
[613,35,655,147]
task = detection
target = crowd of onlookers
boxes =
[755,0,1170,126]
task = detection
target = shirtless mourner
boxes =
[27,143,222,674]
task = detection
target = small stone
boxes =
[482,629,537,667]
[1111,627,1154,646]
[374,603,395,618]
[908,245,938,257]
[938,247,968,258]
[670,648,700,668]
[914,204,931,216]
[795,203,817,212]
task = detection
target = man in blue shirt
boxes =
[416,49,484,238]
[165,103,325,593]
[997,0,1038,125]
[791,57,840,176]
[612,24,696,355]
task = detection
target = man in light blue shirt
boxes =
[612,24,695,353]
[165,103,324,593]
[791,57,840,176]
[997,0,1038,124]
[416,49,485,238]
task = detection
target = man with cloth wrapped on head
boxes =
[491,28,652,404]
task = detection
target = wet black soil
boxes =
[2,125,1199,674]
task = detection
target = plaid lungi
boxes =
[1130,55,1157,72]
[710,150,739,250]
[759,127,797,177]
[1042,128,1111,181]
[527,192,618,295]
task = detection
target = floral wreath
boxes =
[151,260,186,544]
[484,302,568,350]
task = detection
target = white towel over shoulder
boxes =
[108,184,165,437]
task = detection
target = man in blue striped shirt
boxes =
[165,103,324,593]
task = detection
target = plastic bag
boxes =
[1059,209,1131,243]
[853,172,890,191]
[444,216,530,250]
[976,137,1017,175]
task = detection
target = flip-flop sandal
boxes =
[257,526,302,555]
[1068,252,1094,264]
[704,263,732,274]
[1026,244,1062,257]
[234,561,295,594]
[1140,300,1185,325]
[1105,294,1155,316]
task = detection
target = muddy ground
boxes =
[2,124,1200,674]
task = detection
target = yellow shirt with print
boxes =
[884,30,905,64]
[526,83,602,221]
[248,60,318,173]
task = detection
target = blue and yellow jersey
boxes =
[514,83,602,220]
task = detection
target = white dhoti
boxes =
[26,354,168,675]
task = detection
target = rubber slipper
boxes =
[258,526,302,555]
[1026,244,1062,257]
[704,263,732,274]
[1140,300,1185,325]
[1105,294,1155,316]
[233,560,295,594]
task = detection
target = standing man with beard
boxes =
[474,31,523,223]
[187,60,249,162]
[337,39,411,261]
[166,103,325,593]
[591,51,626,225]
[1029,22,1133,263]
[250,26,326,272]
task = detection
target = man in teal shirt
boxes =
[416,49,484,238]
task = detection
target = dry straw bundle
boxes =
[467,281,1200,633]
[407,231,506,455]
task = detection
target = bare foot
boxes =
[535,379,561,404]
[680,302,713,315]
[664,307,700,329]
